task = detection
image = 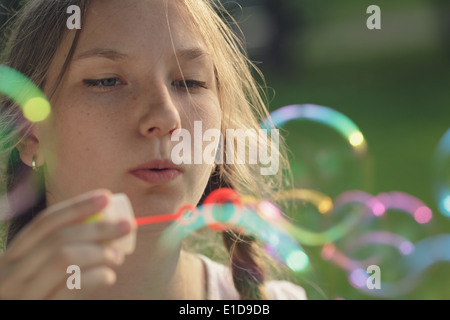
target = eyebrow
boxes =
[73,47,210,63]
[73,48,128,61]
[176,48,210,61]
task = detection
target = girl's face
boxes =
[40,0,221,217]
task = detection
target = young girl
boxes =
[0,0,306,300]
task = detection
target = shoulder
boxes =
[265,280,307,300]
[197,254,307,300]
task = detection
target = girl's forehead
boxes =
[84,0,193,33]
[77,0,207,54]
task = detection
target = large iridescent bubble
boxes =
[262,104,372,208]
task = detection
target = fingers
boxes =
[50,266,117,300]
[0,243,125,300]
[0,219,131,299]
[4,189,112,262]
[0,189,136,300]
[30,243,124,300]
[5,219,131,285]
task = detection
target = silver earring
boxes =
[31,156,38,172]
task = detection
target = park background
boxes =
[228,0,450,300]
[1,0,450,300]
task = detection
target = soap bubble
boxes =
[0,65,51,123]
[432,129,450,217]
[263,104,372,201]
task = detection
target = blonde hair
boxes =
[0,0,293,300]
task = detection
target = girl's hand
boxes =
[0,189,133,299]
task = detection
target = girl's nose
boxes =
[138,83,181,138]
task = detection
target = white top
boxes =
[198,255,307,300]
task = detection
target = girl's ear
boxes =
[17,126,44,168]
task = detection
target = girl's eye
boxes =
[83,78,124,89]
[173,80,207,90]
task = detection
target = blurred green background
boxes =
[228,0,450,300]
[1,0,450,300]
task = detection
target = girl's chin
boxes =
[121,185,200,219]
[132,197,185,218]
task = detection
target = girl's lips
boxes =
[130,169,182,184]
